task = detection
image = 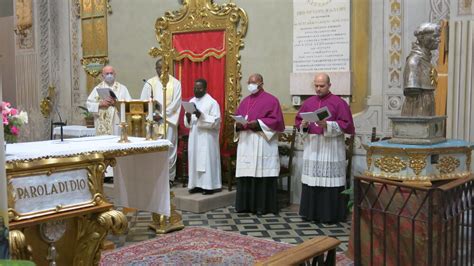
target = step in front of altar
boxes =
[172,187,236,213]
[104,183,236,213]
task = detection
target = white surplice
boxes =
[301,121,347,187]
[86,81,131,136]
[235,121,280,178]
[184,93,222,190]
[140,75,182,181]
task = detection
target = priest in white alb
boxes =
[141,58,182,183]
[86,65,132,135]
[184,78,221,195]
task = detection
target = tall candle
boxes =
[148,99,153,121]
[120,101,126,122]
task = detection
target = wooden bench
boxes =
[256,236,341,266]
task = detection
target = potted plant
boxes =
[78,106,94,128]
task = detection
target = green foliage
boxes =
[341,187,353,210]
[78,106,93,118]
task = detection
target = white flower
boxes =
[17,111,28,124]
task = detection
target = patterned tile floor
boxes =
[108,205,351,252]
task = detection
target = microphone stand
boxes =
[51,104,66,141]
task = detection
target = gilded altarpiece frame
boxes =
[150,0,248,148]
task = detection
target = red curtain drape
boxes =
[173,31,226,145]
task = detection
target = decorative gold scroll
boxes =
[436,156,460,174]
[374,156,407,173]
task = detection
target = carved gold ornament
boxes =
[9,230,32,260]
[408,154,427,175]
[374,156,407,173]
[436,156,460,174]
[74,210,127,265]
[80,57,109,77]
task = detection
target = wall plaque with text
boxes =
[291,0,351,95]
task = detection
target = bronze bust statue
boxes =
[401,22,441,117]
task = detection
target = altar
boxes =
[5,135,172,265]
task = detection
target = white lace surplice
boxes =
[301,121,347,187]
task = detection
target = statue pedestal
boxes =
[365,140,473,186]
[388,116,446,145]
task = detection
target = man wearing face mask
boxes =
[141,58,182,184]
[184,79,222,195]
[234,73,285,215]
[87,65,132,135]
[295,73,354,223]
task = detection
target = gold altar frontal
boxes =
[6,152,127,265]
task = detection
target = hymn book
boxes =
[299,106,332,122]
[97,88,118,100]
[231,115,248,125]
[182,101,198,113]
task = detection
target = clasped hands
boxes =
[301,119,327,129]
[99,96,116,108]
[235,121,261,132]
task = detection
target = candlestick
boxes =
[120,101,126,122]
[148,99,153,121]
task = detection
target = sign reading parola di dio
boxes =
[10,169,93,216]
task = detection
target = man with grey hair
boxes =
[401,22,441,116]
[87,65,132,135]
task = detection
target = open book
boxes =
[299,106,332,122]
[182,101,198,113]
[231,115,248,125]
[97,88,117,100]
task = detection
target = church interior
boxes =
[0,0,473,265]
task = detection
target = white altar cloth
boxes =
[5,136,172,216]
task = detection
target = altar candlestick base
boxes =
[118,122,130,143]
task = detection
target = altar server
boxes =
[86,65,131,135]
[295,73,355,223]
[141,58,182,183]
[234,73,285,214]
[185,79,221,195]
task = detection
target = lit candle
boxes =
[120,101,126,122]
[148,99,153,121]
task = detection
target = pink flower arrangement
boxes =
[2,101,28,143]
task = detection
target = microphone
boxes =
[142,79,154,99]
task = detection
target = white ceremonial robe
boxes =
[184,94,221,190]
[301,121,346,187]
[87,81,131,136]
[141,75,182,181]
[235,121,280,178]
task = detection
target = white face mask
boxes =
[247,83,259,94]
[104,73,115,84]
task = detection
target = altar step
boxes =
[172,187,236,213]
[103,183,236,214]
